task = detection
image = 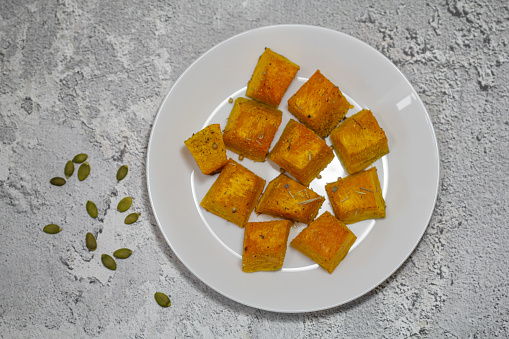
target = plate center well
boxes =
[190,80,388,271]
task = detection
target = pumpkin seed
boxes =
[124,213,140,224]
[154,292,171,308]
[117,197,132,212]
[116,165,128,181]
[86,200,98,218]
[113,248,132,259]
[43,224,62,234]
[78,162,90,181]
[64,161,74,178]
[101,254,116,271]
[50,177,66,186]
[86,232,97,251]
[72,153,88,163]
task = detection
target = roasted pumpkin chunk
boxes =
[325,167,385,224]
[288,70,352,138]
[290,211,356,274]
[267,119,334,186]
[255,174,324,224]
[246,48,300,108]
[242,219,293,273]
[200,159,266,227]
[223,97,282,162]
[330,109,389,174]
[184,123,228,175]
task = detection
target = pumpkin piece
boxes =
[330,109,389,174]
[290,211,356,274]
[184,124,228,175]
[325,167,385,225]
[242,219,293,273]
[288,70,352,138]
[246,48,300,108]
[223,97,283,162]
[255,174,324,224]
[200,159,266,227]
[267,119,334,186]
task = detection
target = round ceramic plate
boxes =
[147,25,439,313]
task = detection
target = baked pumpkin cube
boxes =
[255,174,324,224]
[246,48,300,108]
[200,159,266,227]
[288,70,352,138]
[325,167,385,224]
[290,211,356,274]
[184,124,228,175]
[242,219,293,273]
[330,109,389,174]
[267,119,334,186]
[223,97,283,162]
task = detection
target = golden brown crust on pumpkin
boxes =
[290,211,356,274]
[246,48,300,108]
[267,119,334,186]
[325,167,386,224]
[288,70,352,138]
[184,124,228,175]
[223,97,282,162]
[255,174,324,224]
[330,109,389,174]
[200,159,266,227]
[242,219,293,273]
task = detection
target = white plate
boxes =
[147,25,439,313]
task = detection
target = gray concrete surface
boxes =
[1,0,508,338]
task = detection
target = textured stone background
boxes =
[1,0,508,338]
